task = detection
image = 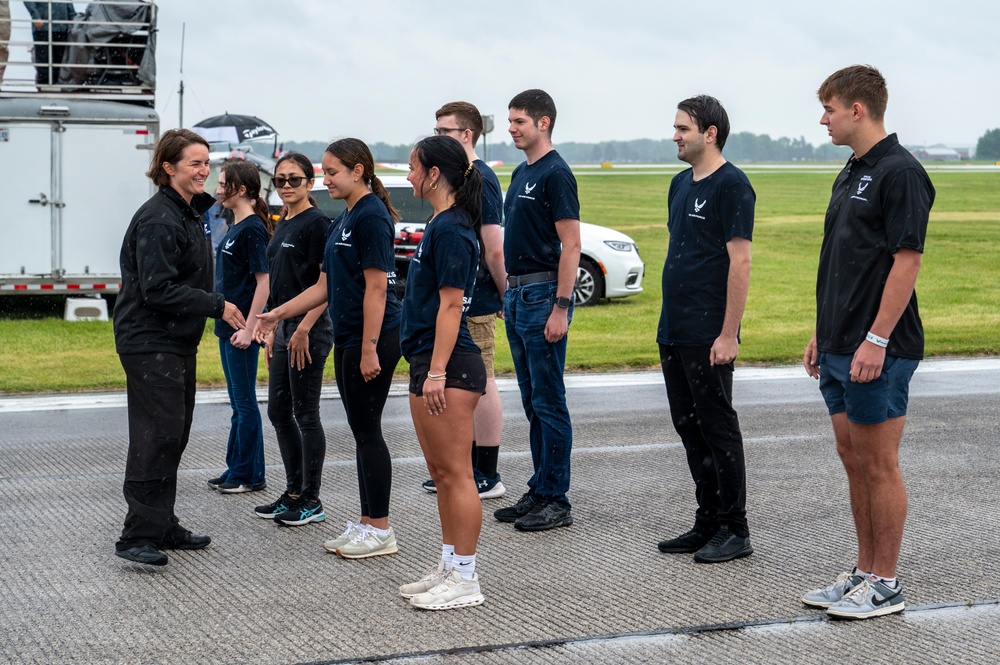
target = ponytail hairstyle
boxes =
[221,160,274,236]
[273,152,316,222]
[325,138,401,223]
[412,135,482,240]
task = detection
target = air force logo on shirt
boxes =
[689,197,707,220]
[517,182,538,202]
[222,237,236,255]
[852,175,873,201]
[335,224,353,248]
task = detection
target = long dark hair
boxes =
[412,135,482,239]
[274,152,318,220]
[220,160,273,235]
[325,138,401,222]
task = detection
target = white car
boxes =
[270,174,644,306]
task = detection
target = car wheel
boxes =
[574,257,603,307]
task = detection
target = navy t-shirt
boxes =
[503,150,580,276]
[401,208,480,358]
[215,215,270,339]
[657,162,755,347]
[468,159,504,317]
[267,205,333,334]
[323,193,402,349]
[816,134,933,359]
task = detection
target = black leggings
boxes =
[334,326,401,519]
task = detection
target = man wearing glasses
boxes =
[419,102,509,501]
[493,89,580,531]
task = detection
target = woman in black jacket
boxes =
[113,129,245,567]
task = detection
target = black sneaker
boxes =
[115,544,168,566]
[514,500,573,531]
[422,478,437,493]
[657,527,715,553]
[254,492,296,519]
[693,526,753,563]
[207,476,226,490]
[217,481,267,494]
[274,498,326,526]
[494,492,535,523]
[161,530,211,550]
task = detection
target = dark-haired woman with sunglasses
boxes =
[252,152,335,527]
[256,138,403,559]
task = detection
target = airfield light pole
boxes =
[178,23,186,128]
[482,114,494,161]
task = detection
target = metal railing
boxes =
[0,1,156,102]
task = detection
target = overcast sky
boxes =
[20,1,999,148]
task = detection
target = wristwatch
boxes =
[555,296,572,309]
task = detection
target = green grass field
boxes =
[1,166,997,393]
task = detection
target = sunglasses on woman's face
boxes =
[273,176,308,188]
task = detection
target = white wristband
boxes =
[865,331,889,348]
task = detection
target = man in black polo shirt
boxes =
[801,65,934,620]
[655,95,755,564]
[492,89,581,531]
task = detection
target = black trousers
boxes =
[334,326,401,520]
[32,30,68,85]
[659,344,749,537]
[116,353,197,551]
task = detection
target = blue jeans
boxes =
[504,280,573,507]
[218,338,265,486]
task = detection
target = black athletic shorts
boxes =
[408,348,486,396]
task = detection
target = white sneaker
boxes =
[336,525,398,559]
[399,559,448,598]
[322,521,362,553]
[409,569,485,610]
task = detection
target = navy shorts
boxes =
[408,349,487,396]
[818,352,919,425]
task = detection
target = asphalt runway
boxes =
[0,359,998,664]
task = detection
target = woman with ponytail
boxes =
[252,152,335,527]
[209,160,271,494]
[255,138,403,558]
[397,135,486,611]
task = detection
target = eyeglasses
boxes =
[433,127,468,136]
[272,175,308,188]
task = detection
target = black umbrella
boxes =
[191,113,278,144]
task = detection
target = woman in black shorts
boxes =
[396,136,486,610]
[256,139,402,558]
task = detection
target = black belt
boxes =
[507,271,558,288]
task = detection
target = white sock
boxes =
[853,566,870,578]
[871,574,897,588]
[370,525,390,537]
[441,544,455,571]
[453,553,476,580]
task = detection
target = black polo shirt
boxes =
[816,133,935,359]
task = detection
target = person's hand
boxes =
[222,301,246,330]
[33,20,43,29]
[803,335,820,379]
[287,327,312,371]
[360,347,381,382]
[710,334,738,366]
[544,307,569,343]
[230,328,253,350]
[851,341,886,383]
[263,330,275,371]
[254,311,278,343]
[422,376,446,415]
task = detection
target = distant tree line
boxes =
[284,133,854,165]
[976,128,1000,161]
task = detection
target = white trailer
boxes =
[0,1,158,296]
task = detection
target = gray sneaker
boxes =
[801,571,865,608]
[322,521,363,553]
[399,559,448,598]
[409,569,485,611]
[826,577,905,619]
[336,525,398,559]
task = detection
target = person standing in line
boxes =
[114,129,246,566]
[802,65,933,620]
[208,161,271,494]
[23,2,74,88]
[252,153,335,526]
[399,135,487,610]
[655,95,755,564]
[1,2,11,85]
[256,138,403,557]
[421,101,507,500]
[492,89,580,532]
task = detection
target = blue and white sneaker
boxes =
[475,469,506,499]
[826,577,905,619]
[801,571,865,608]
[274,498,325,526]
